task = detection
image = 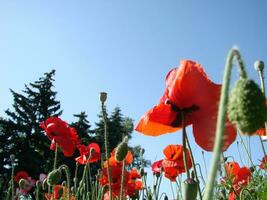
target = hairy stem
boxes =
[203,48,247,200]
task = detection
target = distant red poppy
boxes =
[75,143,101,164]
[224,162,251,199]
[259,155,267,170]
[14,171,29,183]
[162,144,192,181]
[151,160,163,174]
[40,117,80,157]
[135,60,236,151]
[45,185,75,200]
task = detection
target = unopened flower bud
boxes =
[164,195,169,200]
[115,141,128,162]
[228,78,267,135]
[254,60,264,72]
[139,168,145,176]
[47,169,62,186]
[19,179,28,189]
[100,92,107,103]
[182,179,198,200]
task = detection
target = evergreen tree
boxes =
[0,70,62,177]
[71,112,94,144]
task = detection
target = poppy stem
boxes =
[255,62,267,156]
[119,160,126,200]
[101,101,113,200]
[74,162,78,194]
[181,112,190,180]
[203,48,247,200]
[185,132,203,200]
[58,164,71,200]
[53,143,58,170]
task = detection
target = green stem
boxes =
[185,133,203,200]
[256,65,267,156]
[119,160,126,200]
[236,141,245,166]
[203,48,247,200]
[181,112,190,179]
[74,162,78,194]
[59,164,71,200]
[201,151,208,178]
[101,102,112,200]
[53,143,58,170]
[11,162,14,200]
[238,132,254,166]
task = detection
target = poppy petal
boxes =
[135,103,180,136]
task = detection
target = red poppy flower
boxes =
[162,144,192,181]
[152,160,163,174]
[129,168,141,179]
[40,117,80,157]
[75,143,101,164]
[224,162,251,197]
[45,185,75,200]
[14,171,29,183]
[259,155,267,170]
[135,60,236,151]
[104,149,133,167]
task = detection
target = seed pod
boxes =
[254,60,264,72]
[115,141,128,162]
[228,78,267,135]
[182,179,198,200]
[47,169,62,186]
[100,92,107,103]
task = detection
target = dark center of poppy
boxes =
[165,100,199,127]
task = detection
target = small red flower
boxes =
[224,162,251,198]
[75,143,101,164]
[151,160,163,174]
[135,60,236,151]
[40,117,80,157]
[259,155,267,170]
[14,171,29,183]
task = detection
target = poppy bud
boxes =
[139,168,145,176]
[164,195,169,200]
[19,178,28,189]
[100,92,107,103]
[36,180,42,189]
[10,154,15,162]
[147,194,153,200]
[182,179,198,200]
[57,186,64,198]
[115,141,128,162]
[155,172,161,178]
[47,169,62,186]
[254,60,264,72]
[228,78,267,135]
[42,178,48,190]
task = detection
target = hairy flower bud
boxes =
[47,169,62,186]
[228,78,267,135]
[182,179,198,200]
[115,140,128,162]
[19,178,28,189]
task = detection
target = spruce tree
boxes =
[0,70,62,177]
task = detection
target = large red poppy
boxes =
[135,60,236,151]
[75,143,101,164]
[40,117,80,157]
[14,171,29,183]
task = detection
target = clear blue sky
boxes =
[1,0,267,197]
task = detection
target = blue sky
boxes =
[1,0,267,197]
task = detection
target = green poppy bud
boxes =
[47,169,62,186]
[182,179,198,200]
[228,78,267,135]
[164,195,169,200]
[115,141,128,162]
[42,178,48,190]
[19,179,28,189]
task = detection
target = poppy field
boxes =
[1,48,267,200]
